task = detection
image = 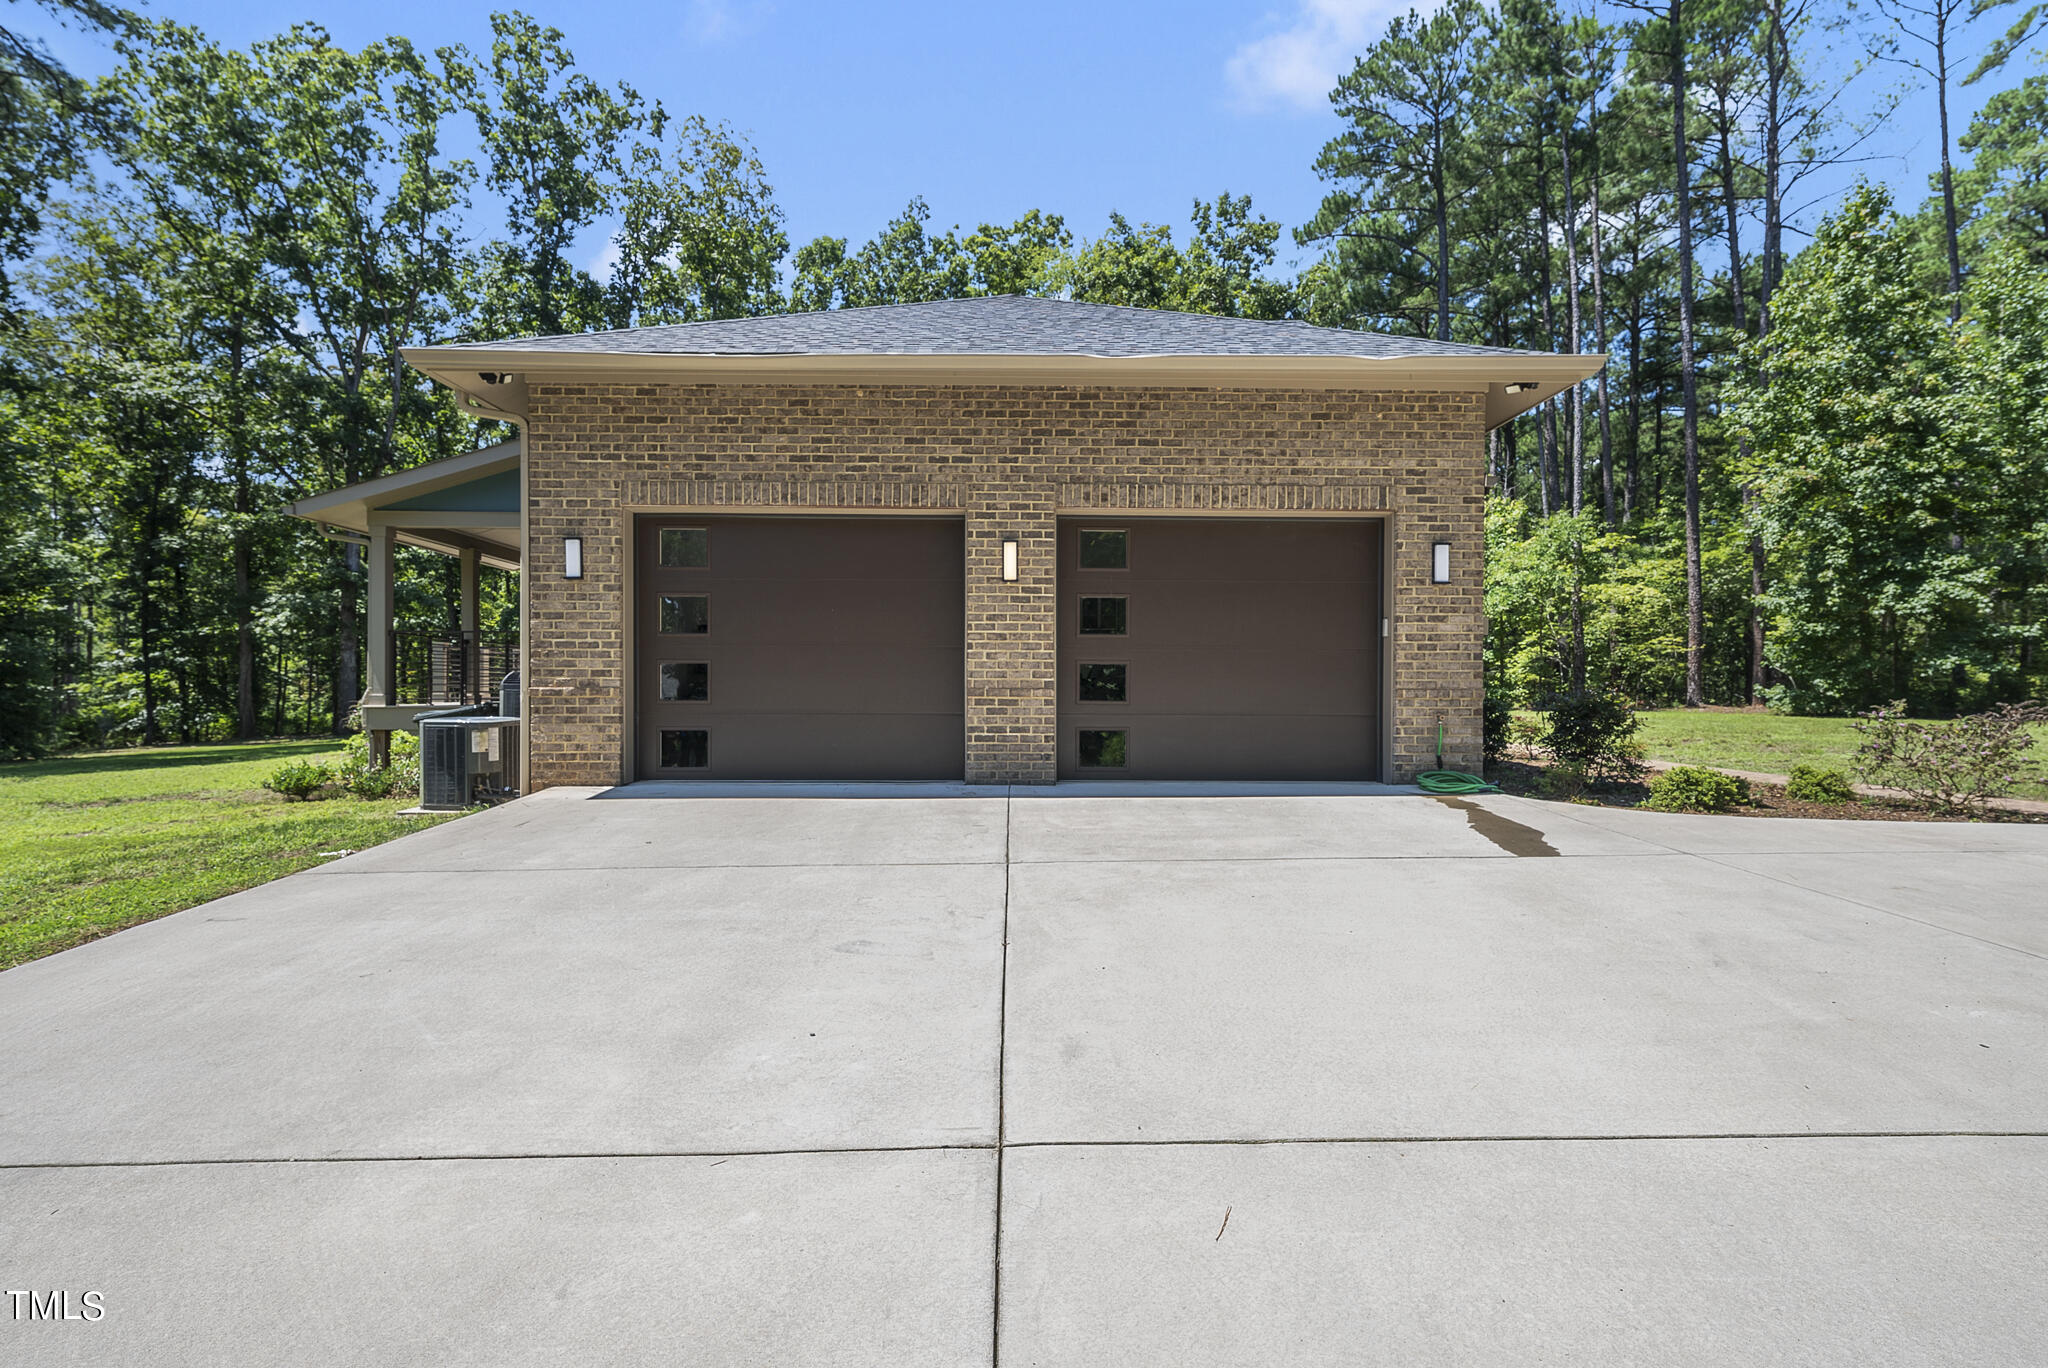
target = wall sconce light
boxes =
[1001,536,1019,582]
[563,536,583,580]
[1432,541,1452,583]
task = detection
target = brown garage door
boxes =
[637,516,964,780]
[1058,518,1382,781]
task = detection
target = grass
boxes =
[1629,708,2048,800]
[0,739,457,971]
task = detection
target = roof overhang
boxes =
[287,440,521,570]
[402,348,1607,429]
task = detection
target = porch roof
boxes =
[287,440,520,570]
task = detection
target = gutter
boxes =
[402,348,1607,428]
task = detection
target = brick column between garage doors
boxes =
[966,485,1059,784]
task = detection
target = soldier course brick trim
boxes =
[522,380,1486,789]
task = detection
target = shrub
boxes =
[337,729,421,800]
[1483,695,1511,763]
[1644,765,1751,813]
[1539,690,1645,783]
[1785,765,1856,805]
[262,759,333,802]
[1507,714,1546,760]
[1536,760,1592,802]
[341,762,413,800]
[1851,700,2048,816]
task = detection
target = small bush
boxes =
[1536,760,1592,802]
[262,759,333,802]
[1785,765,1856,805]
[1483,695,1511,763]
[1507,714,1546,761]
[337,729,421,800]
[1539,691,1645,783]
[1644,766,1751,813]
[341,763,413,800]
[1852,700,2048,816]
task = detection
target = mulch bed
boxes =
[1484,757,2048,824]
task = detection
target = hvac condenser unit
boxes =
[420,715,513,810]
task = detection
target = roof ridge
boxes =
[459,294,1396,349]
[421,294,1571,362]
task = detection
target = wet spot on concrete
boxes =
[1434,797,1560,857]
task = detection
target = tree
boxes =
[0,365,82,754]
[788,198,971,309]
[1953,238,2048,695]
[0,0,132,319]
[1303,0,1485,341]
[1731,187,2009,712]
[1754,0,1890,339]
[1487,0,1580,513]
[109,23,299,738]
[1065,212,1188,310]
[1183,194,1297,318]
[1874,0,2045,317]
[607,117,788,326]
[1574,16,1622,526]
[1070,196,1296,316]
[34,199,215,744]
[112,22,477,730]
[1953,75,2048,263]
[787,201,1076,313]
[1621,0,1709,706]
[441,11,654,337]
[956,210,1072,297]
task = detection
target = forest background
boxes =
[1,0,2044,755]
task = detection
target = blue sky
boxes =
[22,0,2025,279]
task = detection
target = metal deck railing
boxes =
[390,631,515,707]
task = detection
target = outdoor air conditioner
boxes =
[420,714,515,810]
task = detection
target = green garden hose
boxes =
[1415,720,1498,793]
[1416,770,1499,794]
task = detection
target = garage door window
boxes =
[661,662,709,702]
[659,528,710,567]
[1078,529,1127,569]
[1077,663,1127,702]
[1078,596,1126,635]
[1077,729,1127,768]
[660,594,709,634]
[660,729,709,768]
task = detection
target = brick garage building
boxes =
[381,297,1596,791]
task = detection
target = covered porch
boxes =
[287,439,522,760]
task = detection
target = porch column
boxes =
[364,520,395,764]
[458,546,480,637]
[458,546,481,704]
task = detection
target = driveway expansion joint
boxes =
[990,789,1014,1368]
[7,1130,2044,1174]
[1001,1129,2048,1149]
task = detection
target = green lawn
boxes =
[0,740,456,971]
[1631,709,2048,799]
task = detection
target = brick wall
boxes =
[523,382,1487,788]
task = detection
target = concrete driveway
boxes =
[3,788,2045,1364]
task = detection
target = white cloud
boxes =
[685,0,734,42]
[684,0,772,44]
[1225,0,1429,113]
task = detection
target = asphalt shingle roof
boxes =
[436,295,1547,361]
